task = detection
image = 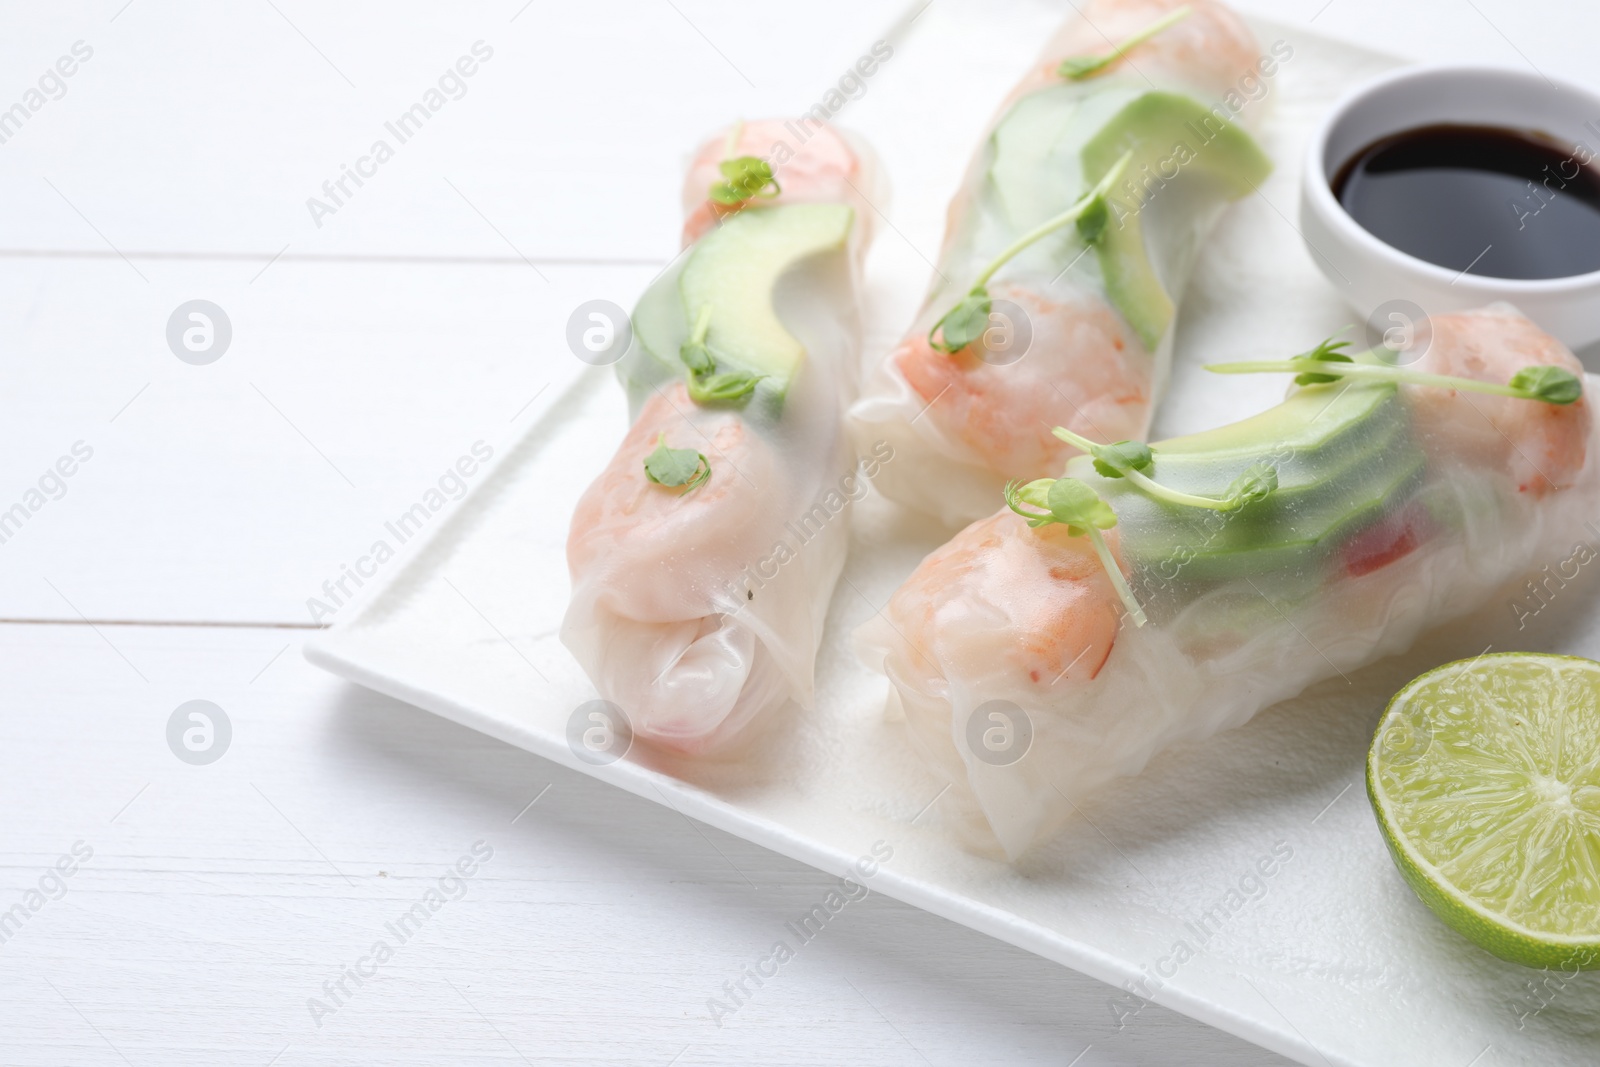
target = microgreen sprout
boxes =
[679,303,764,405]
[1050,427,1278,511]
[1057,5,1193,80]
[709,156,780,206]
[1004,477,1148,627]
[643,433,711,493]
[688,371,765,404]
[1206,332,1584,404]
[679,304,716,375]
[929,150,1134,355]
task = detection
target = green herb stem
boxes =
[927,150,1134,354]
[1048,426,1102,455]
[1050,426,1236,511]
[1003,477,1147,628]
[1086,527,1148,627]
[1206,359,1578,403]
[972,150,1134,290]
[1120,467,1235,511]
[688,303,712,346]
[1058,5,1192,80]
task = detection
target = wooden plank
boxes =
[0,620,1288,1065]
[0,0,912,259]
[0,256,654,623]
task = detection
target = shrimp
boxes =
[1014,0,1264,105]
[1406,306,1589,495]
[567,384,779,601]
[893,282,1152,484]
[681,119,874,247]
[880,512,1122,696]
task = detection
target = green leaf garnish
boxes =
[680,338,714,376]
[1510,365,1584,405]
[1207,333,1585,406]
[1003,477,1057,527]
[929,291,993,355]
[1045,477,1119,534]
[687,370,764,404]
[1056,5,1193,81]
[927,150,1134,355]
[1003,477,1146,626]
[1075,195,1111,246]
[1288,331,1356,385]
[680,304,716,375]
[677,303,763,406]
[643,433,711,492]
[1225,460,1278,507]
[709,156,780,206]
[1088,439,1154,479]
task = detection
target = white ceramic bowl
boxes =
[1301,65,1600,351]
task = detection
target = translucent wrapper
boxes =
[850,0,1276,526]
[562,119,882,755]
[858,307,1599,859]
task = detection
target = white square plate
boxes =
[308,10,1600,1064]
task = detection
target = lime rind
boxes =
[1368,652,1600,969]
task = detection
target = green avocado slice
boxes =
[1080,92,1272,349]
[630,203,855,404]
[1069,382,1431,584]
[679,204,855,391]
[985,86,1269,350]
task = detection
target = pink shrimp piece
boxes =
[1406,307,1590,495]
[680,119,869,246]
[881,512,1122,698]
[1010,0,1264,107]
[568,383,778,593]
[895,284,1153,482]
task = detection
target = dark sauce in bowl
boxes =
[1331,123,1600,280]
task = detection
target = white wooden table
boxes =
[1,1,1590,1063]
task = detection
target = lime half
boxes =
[1368,652,1600,969]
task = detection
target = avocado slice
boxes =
[988,86,1143,234]
[679,203,853,392]
[630,203,854,404]
[1079,92,1271,349]
[985,86,1270,349]
[1070,382,1431,585]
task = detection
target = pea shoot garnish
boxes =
[1057,5,1192,80]
[679,304,764,405]
[643,433,711,493]
[1206,331,1584,404]
[1051,427,1278,511]
[709,156,780,206]
[1004,477,1147,626]
[929,150,1134,355]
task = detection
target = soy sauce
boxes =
[1331,123,1600,279]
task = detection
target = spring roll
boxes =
[859,307,1595,858]
[851,0,1275,526]
[562,120,881,754]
